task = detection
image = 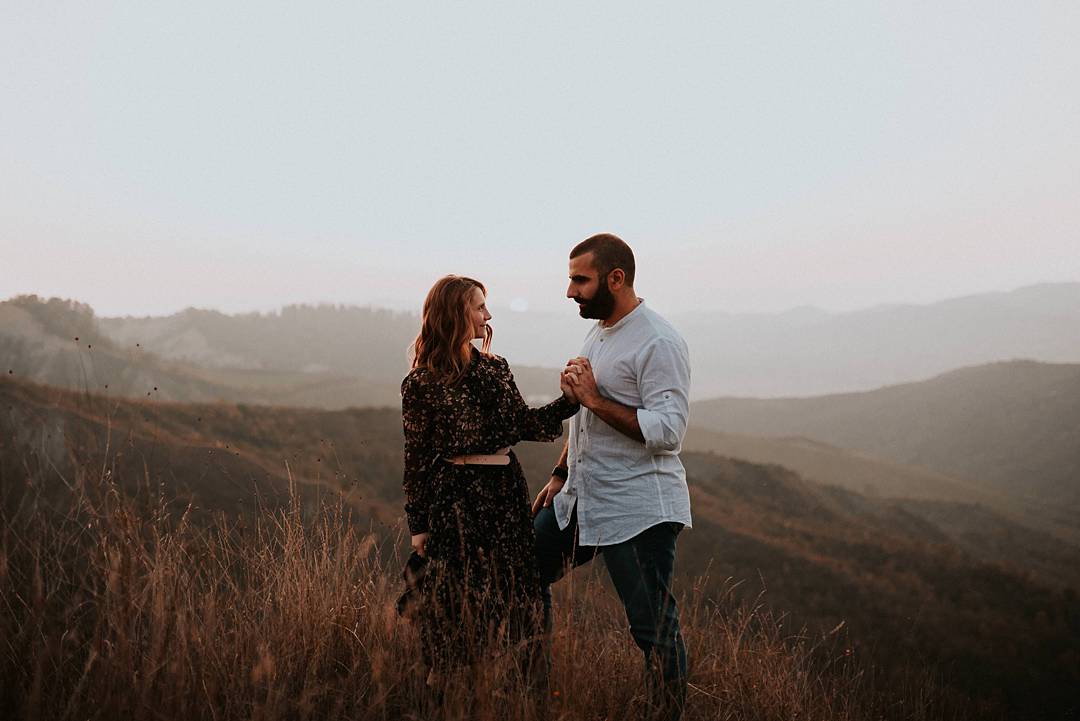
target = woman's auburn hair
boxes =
[410,275,493,384]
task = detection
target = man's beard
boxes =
[576,276,616,320]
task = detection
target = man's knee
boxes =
[625,599,682,649]
[533,505,568,585]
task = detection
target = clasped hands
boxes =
[560,356,600,408]
[533,358,600,518]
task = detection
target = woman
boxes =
[401,275,578,687]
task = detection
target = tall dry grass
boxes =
[0,451,959,721]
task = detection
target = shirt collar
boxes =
[599,298,645,333]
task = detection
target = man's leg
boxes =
[533,505,599,632]
[601,522,688,721]
[530,505,599,710]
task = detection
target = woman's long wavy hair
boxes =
[410,275,492,385]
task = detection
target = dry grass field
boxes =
[0,453,962,721]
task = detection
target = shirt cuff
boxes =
[636,407,668,450]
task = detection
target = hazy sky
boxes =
[2,2,1077,318]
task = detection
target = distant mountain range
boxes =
[4,282,1080,402]
[672,282,1080,397]
[691,360,1080,513]
[3,375,1078,716]
[0,295,562,407]
[494,281,1080,397]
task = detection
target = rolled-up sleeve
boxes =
[634,337,691,452]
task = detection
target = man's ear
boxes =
[608,268,626,291]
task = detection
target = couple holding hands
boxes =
[400,233,692,719]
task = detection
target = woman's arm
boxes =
[401,374,436,539]
[499,357,579,443]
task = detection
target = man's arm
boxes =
[531,439,570,516]
[582,392,645,443]
[631,338,691,452]
[530,367,578,517]
[554,438,569,467]
[565,358,645,443]
[567,339,690,451]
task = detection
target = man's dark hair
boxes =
[570,233,636,286]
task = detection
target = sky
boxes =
[2,2,1078,318]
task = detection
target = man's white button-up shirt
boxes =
[553,300,693,545]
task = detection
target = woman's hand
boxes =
[560,367,579,403]
[411,532,430,557]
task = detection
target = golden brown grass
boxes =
[0,456,958,721]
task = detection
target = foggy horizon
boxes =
[5,277,1080,321]
[3,2,1078,319]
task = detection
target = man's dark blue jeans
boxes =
[533,505,688,717]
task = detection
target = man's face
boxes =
[567,253,615,320]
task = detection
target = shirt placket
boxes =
[576,327,617,540]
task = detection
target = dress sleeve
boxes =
[498,357,579,443]
[401,373,437,535]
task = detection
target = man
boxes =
[531,233,692,720]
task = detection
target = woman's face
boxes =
[468,287,492,339]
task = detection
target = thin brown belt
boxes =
[443,447,511,466]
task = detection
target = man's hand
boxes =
[411,532,430,557]
[531,475,565,517]
[565,357,601,409]
[564,357,645,443]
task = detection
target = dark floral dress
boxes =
[401,347,578,672]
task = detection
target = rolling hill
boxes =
[0,295,562,408]
[3,375,1079,717]
[691,360,1080,511]
[681,427,1080,548]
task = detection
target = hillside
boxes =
[681,427,1080,548]
[98,304,417,378]
[3,376,1079,717]
[1,295,562,408]
[683,427,1000,504]
[691,360,1080,511]
[97,301,564,403]
[0,296,255,403]
[0,454,958,721]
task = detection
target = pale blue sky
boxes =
[2,2,1077,317]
